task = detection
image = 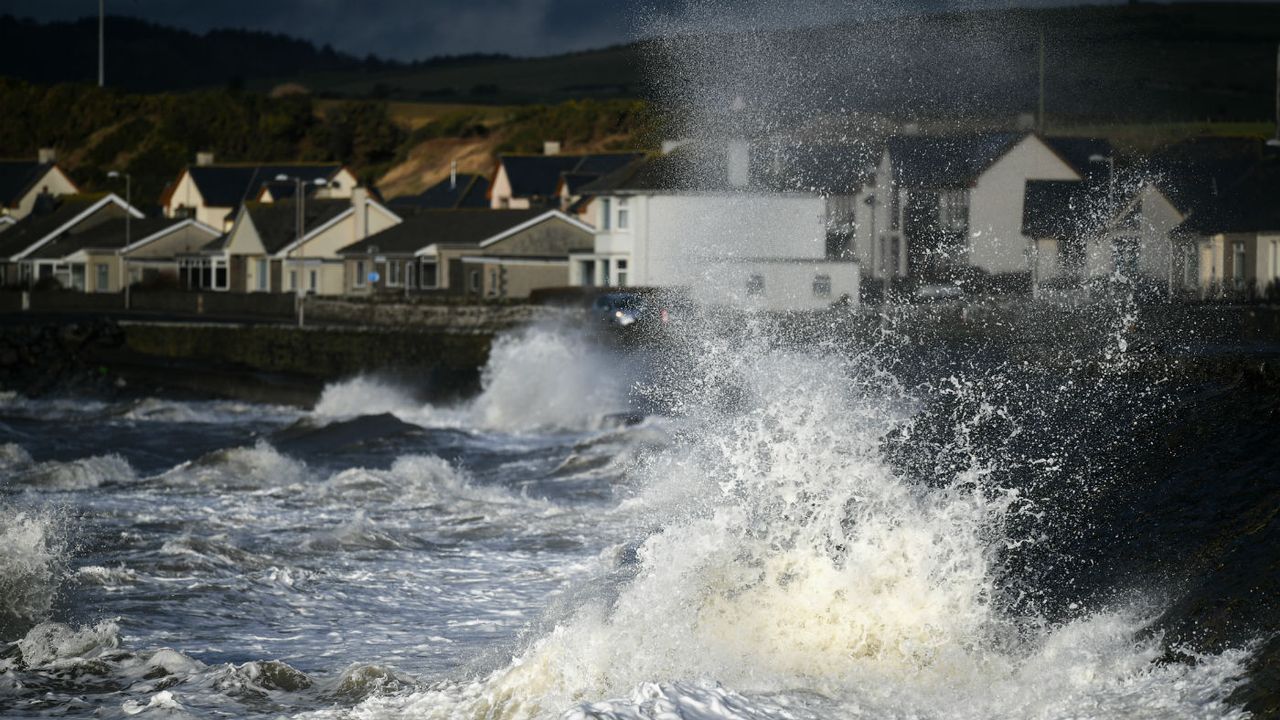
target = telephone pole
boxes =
[1038,30,1046,133]
[98,0,105,87]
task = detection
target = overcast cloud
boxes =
[0,0,1187,59]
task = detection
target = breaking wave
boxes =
[0,506,66,638]
[15,453,136,490]
[312,335,1252,719]
[314,324,627,433]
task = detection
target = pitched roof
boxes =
[1180,155,1280,234]
[1142,137,1264,218]
[0,195,121,260]
[888,133,1023,189]
[185,164,344,208]
[389,174,490,210]
[1022,180,1111,241]
[338,209,545,256]
[497,153,645,200]
[580,141,878,195]
[1044,137,1114,184]
[24,217,184,259]
[0,161,70,208]
[241,200,351,255]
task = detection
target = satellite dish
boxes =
[368,272,381,284]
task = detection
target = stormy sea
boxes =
[1,309,1277,719]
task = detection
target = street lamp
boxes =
[275,174,329,327]
[107,170,131,308]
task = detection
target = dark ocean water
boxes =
[0,320,1276,719]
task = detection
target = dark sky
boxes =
[0,0,1214,60]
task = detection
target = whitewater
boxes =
[0,315,1262,719]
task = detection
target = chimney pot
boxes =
[196,151,215,166]
[37,148,56,164]
[543,141,561,156]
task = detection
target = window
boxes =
[1183,245,1197,289]
[1233,241,1246,289]
[579,260,595,287]
[890,188,901,231]
[600,198,612,230]
[355,260,366,288]
[746,274,765,297]
[308,270,318,292]
[617,198,630,230]
[601,259,611,286]
[256,259,268,291]
[938,189,969,233]
[288,270,298,291]
[96,263,109,292]
[488,269,498,296]
[420,261,438,288]
[616,259,628,287]
[388,260,401,286]
[213,259,228,290]
[813,274,832,298]
[469,270,481,293]
[1113,236,1139,279]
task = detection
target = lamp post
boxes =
[107,171,131,308]
[275,174,328,327]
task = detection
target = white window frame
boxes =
[600,198,612,230]
[95,263,110,292]
[387,259,402,287]
[616,197,630,231]
[355,260,366,288]
[256,258,268,291]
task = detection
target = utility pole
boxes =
[98,0,105,87]
[1038,30,1046,134]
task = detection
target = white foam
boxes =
[158,440,308,490]
[17,453,136,490]
[312,323,627,434]
[0,506,65,628]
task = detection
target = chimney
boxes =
[196,151,215,167]
[37,148,56,164]
[727,139,750,188]
[352,186,371,240]
[543,141,561,156]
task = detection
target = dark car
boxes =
[592,292,649,327]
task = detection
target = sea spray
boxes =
[0,505,67,638]
[313,322,628,433]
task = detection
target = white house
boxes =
[570,143,865,311]
[858,132,1083,288]
[161,155,358,231]
[0,152,80,221]
[180,188,400,294]
[19,217,220,292]
[0,193,143,288]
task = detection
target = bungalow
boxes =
[863,132,1081,289]
[0,194,143,288]
[0,151,80,221]
[570,141,868,310]
[1178,153,1280,298]
[18,217,220,292]
[182,188,400,294]
[489,148,644,211]
[160,154,358,231]
[1021,177,1185,292]
[336,208,589,298]
[1140,137,1270,297]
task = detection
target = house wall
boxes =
[854,151,899,280]
[130,227,214,259]
[10,167,79,220]
[165,171,235,230]
[488,167,531,210]
[582,192,857,309]
[966,136,1080,275]
[484,217,593,257]
[471,260,568,299]
[82,253,120,293]
[1085,185,1183,283]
